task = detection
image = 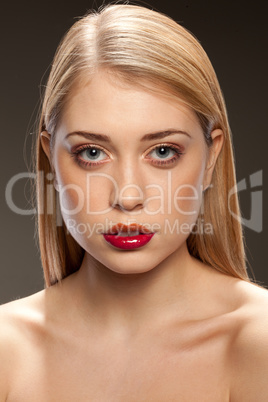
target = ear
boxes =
[40,131,52,161]
[203,129,224,191]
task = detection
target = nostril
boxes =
[114,196,144,212]
[111,183,145,211]
[121,203,144,212]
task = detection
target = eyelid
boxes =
[70,141,184,169]
[143,142,185,156]
[70,143,112,169]
[142,142,185,168]
[70,143,112,158]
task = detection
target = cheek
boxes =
[172,164,205,216]
[153,160,206,244]
[172,184,202,219]
[150,154,206,219]
[56,171,114,250]
[56,166,116,218]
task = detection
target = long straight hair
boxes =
[36,4,248,286]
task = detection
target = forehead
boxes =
[58,71,203,139]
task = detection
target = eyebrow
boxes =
[65,131,111,142]
[141,129,190,141]
[65,129,191,142]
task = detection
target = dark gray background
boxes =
[1,0,267,304]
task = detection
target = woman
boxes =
[1,4,267,400]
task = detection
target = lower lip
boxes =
[103,233,154,250]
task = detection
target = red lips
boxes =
[105,223,152,235]
[103,223,154,250]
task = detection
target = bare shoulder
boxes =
[0,290,46,334]
[230,280,268,401]
[234,279,268,327]
[0,291,46,399]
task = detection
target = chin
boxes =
[75,230,188,276]
[89,248,160,276]
[84,240,181,278]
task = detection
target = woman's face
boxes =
[43,71,222,274]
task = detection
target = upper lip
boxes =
[105,223,152,235]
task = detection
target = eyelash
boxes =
[70,144,110,168]
[145,143,184,166]
[70,143,184,168]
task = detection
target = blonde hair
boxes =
[37,4,248,286]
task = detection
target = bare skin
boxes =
[1,261,268,401]
[1,71,268,400]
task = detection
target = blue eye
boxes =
[80,147,107,161]
[71,145,109,167]
[150,146,175,160]
[145,144,184,168]
[146,144,184,166]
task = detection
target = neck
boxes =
[69,243,204,333]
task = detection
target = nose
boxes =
[114,184,144,212]
[109,164,145,213]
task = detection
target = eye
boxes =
[80,147,107,161]
[150,146,175,159]
[145,143,184,166]
[71,144,110,167]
